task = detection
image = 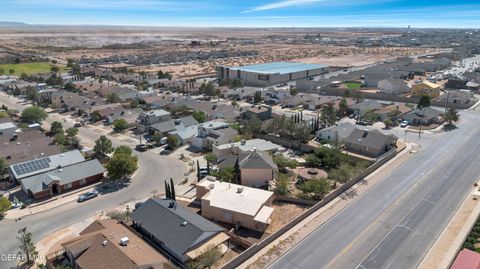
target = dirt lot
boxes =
[265,201,310,234]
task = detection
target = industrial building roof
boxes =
[227,62,328,75]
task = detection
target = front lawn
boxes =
[344,82,363,89]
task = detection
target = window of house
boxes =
[66,183,73,189]
[80,179,87,185]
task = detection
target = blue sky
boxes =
[1,0,480,28]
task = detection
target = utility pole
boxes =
[418,107,425,139]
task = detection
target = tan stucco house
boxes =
[411,81,442,98]
[197,176,275,232]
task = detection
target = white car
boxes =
[400,121,409,128]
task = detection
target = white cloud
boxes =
[243,0,326,13]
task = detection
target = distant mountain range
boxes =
[0,21,28,27]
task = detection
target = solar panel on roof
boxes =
[12,156,52,176]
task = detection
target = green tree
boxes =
[17,227,38,265]
[192,110,206,123]
[418,94,431,108]
[290,88,298,96]
[50,121,64,135]
[89,111,102,122]
[444,107,459,126]
[167,134,179,149]
[50,65,60,73]
[170,178,176,201]
[0,197,11,217]
[21,106,47,123]
[211,166,236,183]
[362,109,379,123]
[25,86,38,101]
[114,145,132,155]
[130,100,139,109]
[65,127,78,138]
[9,69,15,75]
[106,147,138,181]
[106,92,120,103]
[383,118,394,129]
[0,158,7,178]
[329,164,354,183]
[113,118,128,132]
[338,98,348,117]
[321,104,337,126]
[53,133,66,145]
[64,82,76,91]
[254,91,262,104]
[204,153,217,164]
[94,135,114,158]
[273,155,298,172]
[274,173,290,196]
[0,68,4,75]
[298,178,331,200]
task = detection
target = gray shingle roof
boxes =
[131,198,224,262]
[150,120,176,133]
[239,150,277,170]
[345,129,397,149]
[21,159,105,193]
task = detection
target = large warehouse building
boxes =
[217,62,329,87]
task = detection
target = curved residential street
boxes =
[0,92,188,268]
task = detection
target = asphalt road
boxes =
[0,93,188,268]
[269,110,480,269]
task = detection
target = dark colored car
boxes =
[135,144,148,152]
[77,190,99,202]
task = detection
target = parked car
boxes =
[135,144,148,152]
[160,149,172,155]
[77,190,99,202]
[400,120,409,128]
[74,123,83,128]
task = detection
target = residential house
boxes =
[131,198,229,265]
[411,81,442,98]
[445,77,468,89]
[402,107,443,126]
[174,100,240,121]
[59,219,174,269]
[350,100,384,117]
[377,78,409,95]
[451,248,480,269]
[364,70,410,87]
[149,116,199,144]
[190,121,238,151]
[20,158,105,199]
[0,122,17,140]
[466,81,480,91]
[438,90,473,105]
[213,138,282,156]
[241,105,272,121]
[105,108,143,127]
[197,176,275,232]
[0,129,61,166]
[215,148,278,188]
[316,122,356,144]
[374,103,413,121]
[345,129,397,158]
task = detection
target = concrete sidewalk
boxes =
[238,142,417,269]
[5,183,101,220]
[418,180,480,269]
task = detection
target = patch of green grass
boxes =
[344,82,363,89]
[0,62,69,75]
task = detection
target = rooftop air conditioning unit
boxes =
[120,237,129,246]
